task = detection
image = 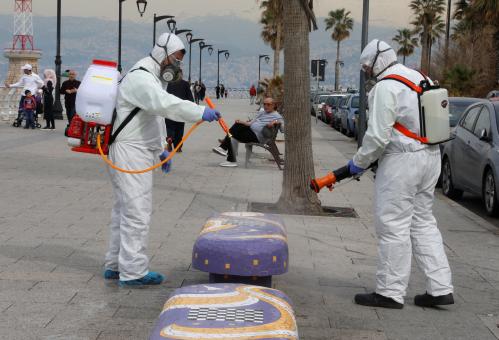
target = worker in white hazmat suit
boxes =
[103,33,221,287]
[349,40,454,308]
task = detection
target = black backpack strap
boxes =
[109,107,141,145]
[109,67,151,146]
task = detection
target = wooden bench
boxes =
[244,123,284,170]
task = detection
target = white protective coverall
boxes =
[353,40,453,304]
[105,33,204,281]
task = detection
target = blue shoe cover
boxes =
[119,271,165,287]
[103,269,120,280]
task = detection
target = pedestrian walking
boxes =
[165,69,193,152]
[215,84,220,99]
[219,84,225,99]
[5,64,43,113]
[41,69,56,130]
[249,84,256,104]
[21,90,37,129]
[60,70,81,124]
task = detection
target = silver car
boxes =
[441,101,499,216]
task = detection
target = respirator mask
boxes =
[151,34,183,83]
[160,55,182,83]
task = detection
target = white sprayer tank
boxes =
[420,88,451,144]
[76,60,120,125]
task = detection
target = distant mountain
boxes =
[0,15,420,88]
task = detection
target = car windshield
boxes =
[495,103,499,133]
[449,100,478,127]
[318,95,330,103]
[351,96,359,108]
[327,96,340,106]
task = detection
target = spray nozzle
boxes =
[204,97,232,137]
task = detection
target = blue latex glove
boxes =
[159,150,172,174]
[202,107,221,122]
[348,159,365,176]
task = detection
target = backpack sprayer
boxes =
[67,59,230,174]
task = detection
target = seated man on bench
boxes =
[213,97,284,167]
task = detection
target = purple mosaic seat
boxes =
[149,283,298,340]
[192,212,288,287]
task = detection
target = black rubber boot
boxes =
[414,292,454,307]
[354,292,403,309]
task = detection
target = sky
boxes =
[0,0,417,28]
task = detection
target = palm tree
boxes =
[256,0,321,212]
[324,9,354,91]
[410,0,446,74]
[260,0,284,77]
[470,0,499,85]
[277,0,322,213]
[392,28,419,65]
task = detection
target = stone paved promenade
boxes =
[0,99,498,339]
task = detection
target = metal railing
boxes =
[0,86,22,121]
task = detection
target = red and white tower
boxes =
[3,0,42,84]
[12,0,35,50]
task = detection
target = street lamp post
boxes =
[217,49,230,88]
[118,0,125,73]
[357,0,369,148]
[199,42,213,83]
[153,14,174,46]
[119,1,148,73]
[175,29,192,36]
[258,54,270,83]
[185,33,203,83]
[53,0,63,120]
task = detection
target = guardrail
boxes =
[0,86,22,121]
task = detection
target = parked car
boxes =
[436,97,486,187]
[314,94,332,121]
[310,92,330,116]
[449,97,485,128]
[321,94,344,124]
[333,95,349,131]
[339,94,360,137]
[441,100,499,216]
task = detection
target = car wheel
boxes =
[483,169,499,216]
[346,123,353,137]
[442,157,463,199]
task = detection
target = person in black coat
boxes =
[165,70,194,152]
[41,80,55,130]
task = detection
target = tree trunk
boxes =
[273,23,282,77]
[335,40,341,91]
[277,0,322,214]
[420,27,429,73]
[495,29,499,85]
[403,55,406,65]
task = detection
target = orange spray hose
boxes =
[205,97,232,137]
[97,120,203,174]
[96,97,225,174]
